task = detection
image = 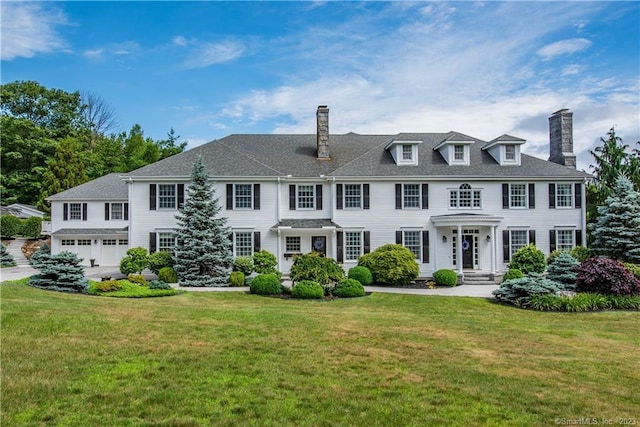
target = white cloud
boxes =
[0,2,69,60]
[182,40,245,69]
[537,38,592,60]
[172,36,188,47]
[82,49,104,59]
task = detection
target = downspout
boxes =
[581,178,587,247]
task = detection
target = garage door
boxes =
[101,239,128,266]
[60,239,92,266]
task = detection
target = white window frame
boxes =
[401,144,413,161]
[505,145,516,161]
[158,184,177,210]
[509,184,527,208]
[234,184,253,210]
[449,184,482,209]
[556,229,575,251]
[158,232,176,252]
[344,231,363,262]
[285,236,301,253]
[68,203,82,221]
[110,202,124,220]
[453,145,465,161]
[402,230,421,260]
[343,184,362,209]
[509,229,529,255]
[402,184,421,209]
[61,239,75,246]
[78,239,92,246]
[234,232,254,257]
[556,183,573,208]
[297,185,315,210]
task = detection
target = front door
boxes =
[462,234,474,269]
[312,236,327,257]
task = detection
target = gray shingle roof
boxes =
[271,219,342,229]
[47,173,128,201]
[51,228,128,236]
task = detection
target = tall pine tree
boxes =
[174,156,232,286]
[589,175,640,263]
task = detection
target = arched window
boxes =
[449,183,482,208]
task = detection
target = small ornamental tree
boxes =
[589,176,640,263]
[120,247,149,275]
[1,243,16,267]
[29,251,88,293]
[546,252,580,290]
[508,244,546,275]
[174,156,232,287]
[252,250,279,276]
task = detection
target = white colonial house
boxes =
[48,107,589,283]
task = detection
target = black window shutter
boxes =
[574,183,582,209]
[422,230,430,263]
[253,231,261,253]
[149,232,157,254]
[226,184,233,210]
[528,183,536,209]
[336,232,344,263]
[503,230,510,262]
[177,184,185,209]
[229,233,234,252]
[254,184,260,210]
[363,184,370,210]
[316,184,323,210]
[529,230,536,246]
[289,185,296,210]
[502,184,509,209]
[63,203,68,221]
[82,203,88,221]
[124,203,129,221]
[363,231,371,254]
[549,184,556,209]
[336,184,343,210]
[575,230,582,247]
[549,230,557,253]
[395,184,402,209]
[421,184,429,209]
[396,231,402,245]
[105,203,110,221]
[149,184,157,210]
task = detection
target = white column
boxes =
[457,225,463,275]
[276,229,282,272]
[491,225,497,274]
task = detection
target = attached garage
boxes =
[52,228,128,267]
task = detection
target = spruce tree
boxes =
[590,176,640,263]
[546,252,579,290]
[1,243,16,267]
[174,156,232,286]
[29,251,88,293]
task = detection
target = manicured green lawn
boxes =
[2,281,639,426]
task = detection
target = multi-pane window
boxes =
[285,236,301,253]
[297,185,315,209]
[69,203,82,220]
[111,203,124,220]
[234,184,253,209]
[103,240,117,246]
[345,231,362,261]
[403,184,420,208]
[234,232,253,257]
[158,233,175,252]
[158,184,176,209]
[402,145,413,161]
[453,145,465,161]
[119,239,128,246]
[510,184,527,208]
[556,230,574,251]
[62,239,75,246]
[556,184,573,207]
[403,231,421,259]
[344,184,361,209]
[450,184,481,208]
[78,239,92,246]
[510,230,528,255]
[505,145,516,160]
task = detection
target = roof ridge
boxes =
[214,139,285,175]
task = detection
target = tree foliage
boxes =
[29,251,88,293]
[119,247,149,275]
[1,243,16,267]
[174,156,233,286]
[358,244,419,286]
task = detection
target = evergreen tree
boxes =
[39,136,88,211]
[29,251,88,293]
[590,176,640,263]
[1,243,16,267]
[546,252,579,290]
[174,156,232,286]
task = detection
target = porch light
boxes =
[442,235,447,243]
[486,235,491,241]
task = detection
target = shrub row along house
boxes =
[48,106,589,283]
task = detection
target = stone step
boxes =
[3,239,30,266]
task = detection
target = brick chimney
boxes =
[316,105,330,160]
[548,109,576,168]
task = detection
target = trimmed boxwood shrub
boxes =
[249,273,282,295]
[148,251,174,275]
[158,266,178,284]
[0,215,22,238]
[290,252,344,285]
[509,244,546,274]
[576,257,640,296]
[292,280,324,299]
[492,273,563,308]
[333,278,365,298]
[233,256,254,276]
[502,268,524,283]
[229,271,245,287]
[433,269,457,287]
[348,266,373,286]
[358,244,419,286]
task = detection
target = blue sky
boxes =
[1,1,638,171]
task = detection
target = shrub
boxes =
[120,247,149,275]
[29,251,88,293]
[229,271,245,287]
[292,280,324,299]
[358,244,419,286]
[0,215,22,238]
[576,257,640,296]
[29,243,50,267]
[21,216,42,239]
[233,257,254,276]
[333,278,366,298]
[148,280,172,290]
[570,246,591,263]
[290,252,344,285]
[148,251,174,275]
[546,250,567,265]
[546,252,580,290]
[252,250,279,276]
[1,243,16,267]
[623,263,640,279]
[93,280,123,292]
[348,266,373,286]
[509,244,546,274]
[433,269,457,287]
[249,273,282,295]
[158,267,178,284]
[127,274,148,285]
[492,273,563,308]
[502,269,524,283]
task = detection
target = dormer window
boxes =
[453,145,465,161]
[385,140,422,166]
[482,135,525,166]
[433,136,474,166]
[402,144,413,161]
[505,145,516,161]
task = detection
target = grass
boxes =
[2,280,639,426]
